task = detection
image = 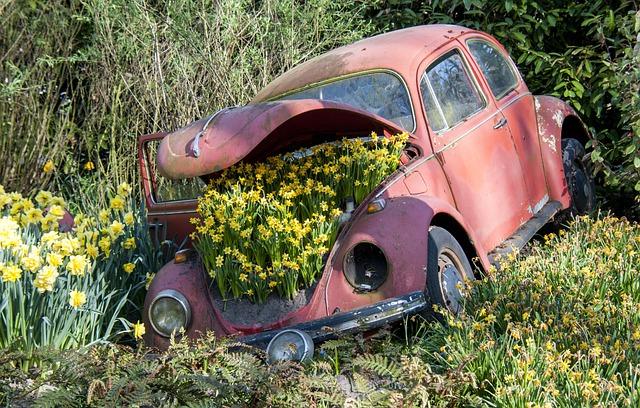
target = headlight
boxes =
[148,289,191,337]
[266,329,314,363]
[343,242,389,291]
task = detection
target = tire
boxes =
[562,138,596,215]
[422,226,475,318]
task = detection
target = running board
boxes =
[488,201,562,266]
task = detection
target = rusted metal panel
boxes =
[534,95,584,209]
[157,100,405,180]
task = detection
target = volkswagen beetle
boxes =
[138,25,595,356]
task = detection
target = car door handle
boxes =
[493,117,508,129]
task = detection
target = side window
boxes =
[420,51,485,132]
[467,40,518,99]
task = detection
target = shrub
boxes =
[0,0,375,194]
[192,133,407,303]
[0,184,148,368]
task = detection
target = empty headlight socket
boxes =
[343,242,389,292]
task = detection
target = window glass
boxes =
[145,140,204,203]
[468,40,518,99]
[419,78,446,132]
[278,72,415,131]
[421,51,485,131]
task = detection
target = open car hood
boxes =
[157,99,406,179]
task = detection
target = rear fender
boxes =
[534,95,590,208]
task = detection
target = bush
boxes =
[0,184,150,368]
[365,0,640,195]
[0,0,375,194]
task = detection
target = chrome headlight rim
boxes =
[148,289,192,338]
[266,329,314,363]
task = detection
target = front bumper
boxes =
[240,291,426,348]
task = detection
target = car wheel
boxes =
[562,138,596,215]
[423,226,475,317]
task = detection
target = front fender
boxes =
[322,193,488,314]
[534,95,585,208]
[143,256,227,349]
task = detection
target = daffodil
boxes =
[42,160,55,174]
[122,237,136,250]
[1,264,22,283]
[83,161,95,171]
[132,321,145,340]
[34,265,59,293]
[110,195,125,211]
[123,262,135,274]
[69,289,87,308]
[123,212,135,226]
[66,255,89,276]
[108,220,125,238]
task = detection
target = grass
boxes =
[2,214,639,406]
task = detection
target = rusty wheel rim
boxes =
[438,249,465,314]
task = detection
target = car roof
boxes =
[251,24,475,103]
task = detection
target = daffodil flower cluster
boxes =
[0,182,146,362]
[192,133,408,303]
[435,215,640,405]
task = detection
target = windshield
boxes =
[276,72,415,132]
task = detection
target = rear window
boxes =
[467,39,518,99]
[277,72,415,132]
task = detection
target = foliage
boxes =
[0,0,374,194]
[193,133,407,303]
[0,184,150,368]
[429,214,640,405]
[3,215,640,406]
[364,0,640,195]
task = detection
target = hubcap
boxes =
[438,251,465,313]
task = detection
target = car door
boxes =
[417,46,532,251]
[139,133,203,248]
[465,36,549,214]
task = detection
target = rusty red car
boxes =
[139,24,595,360]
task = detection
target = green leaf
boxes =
[505,0,513,12]
[633,157,640,168]
[624,144,636,155]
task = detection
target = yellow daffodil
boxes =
[108,220,125,238]
[21,252,42,272]
[34,265,59,293]
[83,161,95,171]
[122,237,136,250]
[46,252,63,268]
[132,321,145,340]
[123,262,135,274]
[123,212,135,226]
[110,195,125,211]
[42,160,54,174]
[66,255,89,276]
[1,264,22,283]
[117,182,132,197]
[69,289,87,308]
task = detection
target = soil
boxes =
[211,283,317,326]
